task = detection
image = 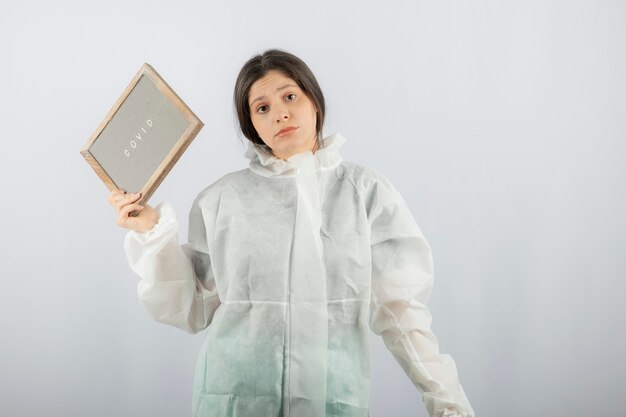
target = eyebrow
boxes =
[249,83,298,107]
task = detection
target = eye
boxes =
[256,105,268,114]
[285,93,296,101]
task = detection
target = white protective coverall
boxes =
[124,132,475,417]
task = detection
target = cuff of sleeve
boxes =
[126,202,178,244]
[123,202,180,278]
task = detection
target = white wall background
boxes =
[1,1,624,416]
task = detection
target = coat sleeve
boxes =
[123,196,221,334]
[366,174,475,417]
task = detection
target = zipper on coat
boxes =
[283,181,296,417]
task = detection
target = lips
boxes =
[276,126,298,137]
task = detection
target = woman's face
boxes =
[248,70,318,160]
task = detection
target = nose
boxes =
[275,107,289,123]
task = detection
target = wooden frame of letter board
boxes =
[80,63,203,215]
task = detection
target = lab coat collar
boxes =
[245,132,346,178]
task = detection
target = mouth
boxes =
[276,126,298,137]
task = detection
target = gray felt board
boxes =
[89,74,189,193]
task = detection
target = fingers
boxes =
[121,202,144,216]
[110,191,142,210]
[108,189,124,205]
[116,203,144,226]
[108,189,128,206]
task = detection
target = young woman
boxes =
[108,49,475,417]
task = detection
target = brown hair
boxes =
[233,49,326,153]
